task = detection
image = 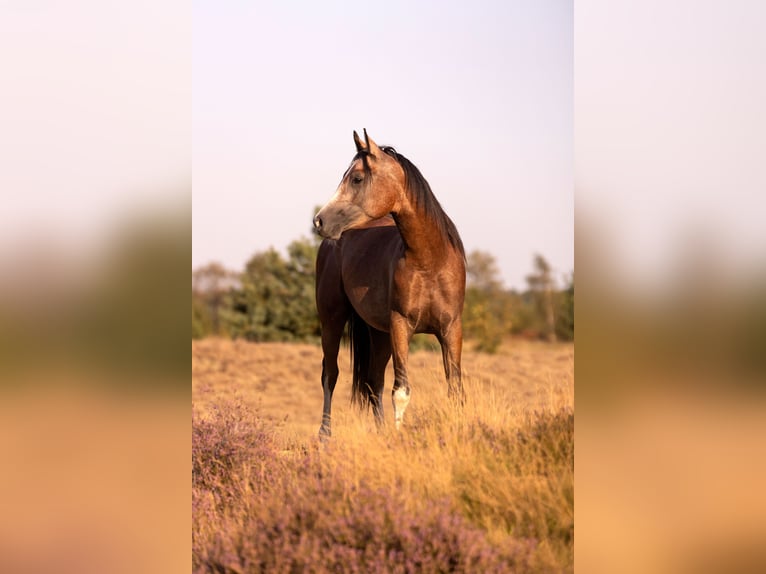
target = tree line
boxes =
[193,235,573,352]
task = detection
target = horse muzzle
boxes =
[314,204,365,240]
[313,213,340,239]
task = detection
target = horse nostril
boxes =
[313,215,323,230]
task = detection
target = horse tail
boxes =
[348,308,374,409]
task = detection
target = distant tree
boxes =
[192,298,212,339]
[224,237,320,342]
[506,289,539,338]
[467,250,503,292]
[463,250,512,353]
[192,262,238,337]
[555,272,574,341]
[526,254,557,342]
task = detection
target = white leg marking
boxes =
[392,387,411,431]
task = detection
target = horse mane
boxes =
[379,146,465,258]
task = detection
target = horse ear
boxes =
[363,128,381,155]
[353,130,365,152]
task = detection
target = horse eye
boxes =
[351,175,363,185]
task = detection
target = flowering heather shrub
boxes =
[197,476,536,574]
[192,400,279,498]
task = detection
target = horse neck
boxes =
[391,195,451,265]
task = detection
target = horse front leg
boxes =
[318,319,345,439]
[390,312,413,430]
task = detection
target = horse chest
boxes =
[391,267,445,328]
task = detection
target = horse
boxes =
[313,130,466,437]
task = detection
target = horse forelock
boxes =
[344,150,372,179]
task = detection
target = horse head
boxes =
[313,129,404,240]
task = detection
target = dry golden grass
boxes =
[192,337,573,438]
[192,337,574,572]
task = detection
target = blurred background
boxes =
[576,1,766,572]
[0,1,189,573]
[0,0,190,390]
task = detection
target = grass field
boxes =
[192,337,574,573]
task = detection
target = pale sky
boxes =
[193,0,573,289]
